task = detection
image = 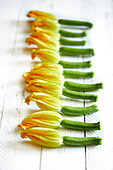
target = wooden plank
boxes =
[82,0,113,169]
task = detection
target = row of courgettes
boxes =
[18,10,102,147]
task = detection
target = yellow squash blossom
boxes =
[25,32,59,51]
[22,70,64,85]
[22,66,64,85]
[33,27,59,36]
[30,32,59,43]
[25,92,62,112]
[27,10,57,21]
[31,63,63,74]
[31,49,60,63]
[25,79,63,98]
[19,127,63,148]
[17,111,62,129]
[30,19,60,33]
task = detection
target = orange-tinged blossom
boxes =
[17,111,62,129]
[31,19,60,32]
[24,92,62,112]
[31,63,63,74]
[19,127,63,148]
[31,49,60,63]
[25,32,59,51]
[25,79,63,98]
[27,10,57,21]
[22,66,64,85]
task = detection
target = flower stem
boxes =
[59,29,87,37]
[60,120,100,131]
[64,81,103,91]
[60,47,94,56]
[59,19,93,28]
[60,38,86,46]
[62,89,98,101]
[63,70,94,78]
[59,60,91,68]
[61,104,99,116]
[63,136,102,146]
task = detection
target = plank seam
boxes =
[0,96,6,128]
[83,56,87,170]
[39,147,43,170]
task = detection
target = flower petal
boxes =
[23,68,64,85]
[25,35,59,51]
[26,32,60,51]
[24,92,62,112]
[31,19,60,32]
[22,72,32,83]
[27,10,57,20]
[19,127,63,147]
[30,32,59,44]
[17,111,62,129]
[25,79,63,98]
[34,27,59,36]
[31,49,60,63]
[31,63,63,75]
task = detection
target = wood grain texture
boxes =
[0,0,113,170]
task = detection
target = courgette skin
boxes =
[59,60,91,68]
[59,19,93,28]
[64,81,103,92]
[61,104,99,116]
[60,47,94,56]
[62,88,97,101]
[63,136,102,146]
[63,70,94,78]
[60,38,86,46]
[60,119,101,130]
[59,29,87,37]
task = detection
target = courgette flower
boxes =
[31,19,60,33]
[32,27,58,37]
[31,49,60,63]
[19,127,101,147]
[27,10,57,21]
[17,111,62,129]
[25,32,59,51]
[25,79,62,98]
[31,62,63,74]
[25,92,62,112]
[22,63,64,85]
[19,127,63,148]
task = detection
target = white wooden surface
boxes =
[0,0,113,170]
